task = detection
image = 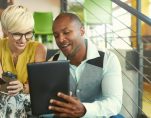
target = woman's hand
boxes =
[23,83,29,94]
[7,80,23,96]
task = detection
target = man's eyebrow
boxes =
[53,27,69,33]
[61,27,68,31]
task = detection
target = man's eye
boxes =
[64,31,70,35]
[54,34,59,38]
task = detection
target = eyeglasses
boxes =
[10,32,33,41]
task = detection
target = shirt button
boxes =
[76,89,80,93]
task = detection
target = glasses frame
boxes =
[10,31,33,41]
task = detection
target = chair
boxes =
[33,12,53,43]
[110,114,124,118]
[46,49,59,61]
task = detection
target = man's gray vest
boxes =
[52,51,104,102]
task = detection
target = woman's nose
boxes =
[20,35,27,42]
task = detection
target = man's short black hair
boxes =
[54,12,83,27]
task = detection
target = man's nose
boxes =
[58,34,65,43]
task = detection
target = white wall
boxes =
[0,23,3,38]
[14,0,60,18]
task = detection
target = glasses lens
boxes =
[25,33,33,40]
[12,34,22,40]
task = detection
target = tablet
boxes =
[27,60,69,116]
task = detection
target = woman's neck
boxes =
[8,44,23,67]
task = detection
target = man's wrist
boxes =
[81,104,87,117]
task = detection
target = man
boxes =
[48,13,123,118]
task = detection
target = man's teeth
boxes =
[62,44,68,48]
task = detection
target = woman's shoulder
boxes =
[0,38,7,43]
[0,38,8,59]
[28,40,40,45]
[29,40,46,48]
[27,40,46,53]
[0,38,8,49]
[29,41,47,62]
[27,40,43,49]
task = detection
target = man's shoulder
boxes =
[87,49,118,68]
[86,50,105,68]
[98,48,117,58]
[98,50,105,57]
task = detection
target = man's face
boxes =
[53,16,85,59]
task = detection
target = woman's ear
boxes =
[2,28,8,37]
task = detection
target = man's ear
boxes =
[80,26,85,36]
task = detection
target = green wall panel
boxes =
[84,0,112,24]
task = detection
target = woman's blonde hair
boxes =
[1,5,34,33]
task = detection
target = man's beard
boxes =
[66,45,80,60]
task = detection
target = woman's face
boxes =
[7,31,33,51]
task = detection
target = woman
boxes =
[0,5,47,117]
